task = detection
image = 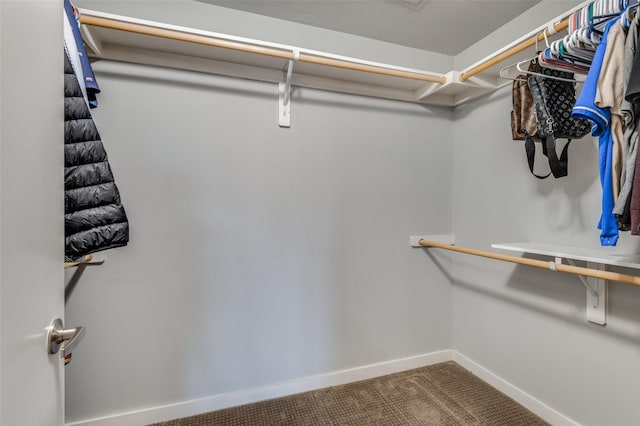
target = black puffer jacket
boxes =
[64,52,129,261]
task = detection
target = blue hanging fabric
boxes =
[63,0,101,108]
[572,19,620,246]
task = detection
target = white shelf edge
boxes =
[76,8,516,107]
[76,2,593,107]
[492,242,621,326]
[491,242,640,271]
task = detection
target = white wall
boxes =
[63,1,640,425]
[64,3,454,422]
[451,52,640,426]
[451,3,640,425]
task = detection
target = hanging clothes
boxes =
[595,19,626,204]
[630,121,640,234]
[503,1,640,244]
[614,11,640,229]
[64,50,129,261]
[573,19,619,246]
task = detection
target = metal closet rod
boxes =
[79,15,447,85]
[459,19,569,82]
[418,239,640,287]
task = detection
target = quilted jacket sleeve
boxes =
[64,52,129,261]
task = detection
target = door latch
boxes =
[46,318,85,360]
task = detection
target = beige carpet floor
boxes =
[151,361,549,425]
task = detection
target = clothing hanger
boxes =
[569,1,626,33]
[621,1,639,28]
[567,29,596,56]
[498,3,622,84]
[594,0,627,16]
[498,56,537,81]
[521,28,585,79]
[574,27,598,51]
[582,0,622,43]
[538,51,590,74]
[498,33,544,81]
[498,55,580,83]
[516,59,579,82]
[544,27,594,69]
[559,42,594,65]
[548,1,621,70]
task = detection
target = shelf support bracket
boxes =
[278,51,298,128]
[564,258,598,302]
[80,22,103,56]
[585,262,607,325]
[564,259,607,325]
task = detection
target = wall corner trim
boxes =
[452,351,580,426]
[65,350,453,426]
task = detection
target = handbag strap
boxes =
[524,134,572,179]
[544,135,572,178]
[525,134,551,179]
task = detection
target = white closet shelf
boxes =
[417,239,640,325]
[76,0,593,111]
[491,242,640,270]
[77,9,505,108]
[491,242,640,325]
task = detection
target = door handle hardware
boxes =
[47,318,85,356]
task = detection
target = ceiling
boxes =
[195,0,541,55]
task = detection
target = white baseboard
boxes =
[67,350,579,426]
[452,351,580,426]
[66,350,454,426]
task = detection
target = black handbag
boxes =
[525,65,591,179]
